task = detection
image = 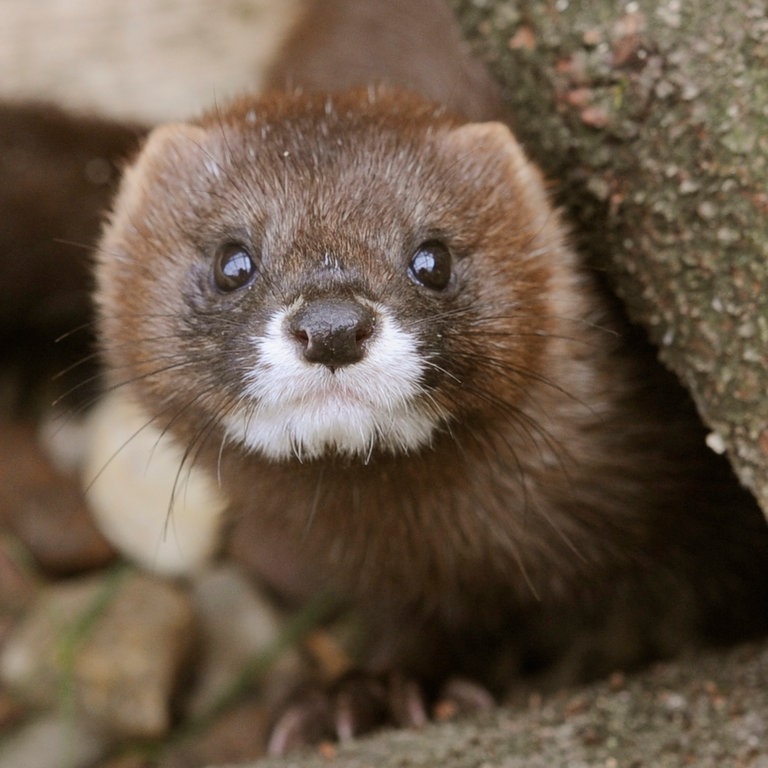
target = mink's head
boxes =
[95,88,575,463]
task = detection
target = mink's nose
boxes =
[289,298,375,370]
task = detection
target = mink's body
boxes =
[89,0,768,745]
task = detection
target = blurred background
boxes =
[0,0,300,123]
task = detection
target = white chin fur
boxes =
[223,304,445,461]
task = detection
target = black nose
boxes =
[289,298,375,369]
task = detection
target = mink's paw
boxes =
[266,672,415,755]
[266,672,494,755]
[433,676,496,721]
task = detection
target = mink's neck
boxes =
[220,385,666,606]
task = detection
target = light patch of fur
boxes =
[224,303,447,461]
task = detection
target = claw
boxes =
[434,677,495,721]
[267,689,333,755]
[387,674,429,728]
[267,672,495,754]
[333,674,388,740]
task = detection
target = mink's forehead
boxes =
[218,118,444,181]
[196,120,462,236]
[203,92,455,175]
[193,90,470,222]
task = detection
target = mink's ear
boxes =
[448,121,541,181]
[104,122,209,233]
[446,120,549,213]
[135,122,209,170]
[123,122,209,192]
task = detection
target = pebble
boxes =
[0,714,112,768]
[0,569,196,739]
[159,697,271,768]
[186,565,302,719]
[81,393,227,577]
[0,420,116,576]
[0,563,310,767]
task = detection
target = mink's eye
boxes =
[408,240,453,291]
[213,242,257,291]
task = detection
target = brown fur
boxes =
[96,80,768,691]
[265,0,506,122]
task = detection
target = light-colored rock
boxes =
[0,0,302,123]
[74,571,196,738]
[0,569,196,739]
[0,574,108,707]
[187,565,302,719]
[0,714,112,768]
[38,411,90,477]
[82,392,228,576]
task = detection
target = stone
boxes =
[185,565,302,720]
[158,697,271,768]
[0,569,196,739]
[0,420,115,576]
[0,714,112,768]
[81,393,227,577]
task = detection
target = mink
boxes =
[94,74,768,751]
[3,0,766,751]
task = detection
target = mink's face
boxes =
[96,91,559,463]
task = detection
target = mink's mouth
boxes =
[220,303,449,461]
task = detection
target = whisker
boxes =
[51,352,193,411]
[215,438,226,489]
[82,408,163,495]
[166,383,234,518]
[452,349,593,414]
[54,322,96,344]
[421,357,462,385]
[303,463,326,538]
[52,351,102,382]
[51,237,100,253]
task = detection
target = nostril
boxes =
[289,298,375,368]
